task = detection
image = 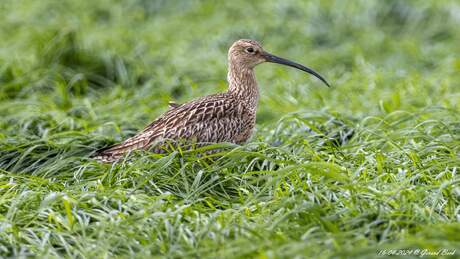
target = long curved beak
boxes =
[262,52,331,87]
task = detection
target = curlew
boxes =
[94,39,330,162]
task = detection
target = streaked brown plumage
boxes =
[94,39,330,162]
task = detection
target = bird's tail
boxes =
[92,145,124,163]
[92,136,150,163]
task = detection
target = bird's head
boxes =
[228,39,330,87]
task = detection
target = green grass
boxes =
[1,0,460,258]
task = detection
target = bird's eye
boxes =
[245,47,255,54]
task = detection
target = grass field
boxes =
[1,0,460,258]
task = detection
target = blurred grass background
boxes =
[0,0,459,258]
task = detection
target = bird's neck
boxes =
[227,62,259,108]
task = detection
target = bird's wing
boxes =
[93,93,243,162]
[142,93,241,140]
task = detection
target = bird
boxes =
[93,39,330,162]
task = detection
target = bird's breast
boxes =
[233,103,257,144]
